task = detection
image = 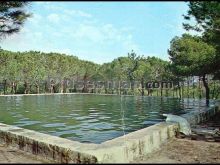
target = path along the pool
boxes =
[1,112,220,164]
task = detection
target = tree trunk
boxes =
[187,76,189,98]
[14,82,17,94]
[50,80,55,93]
[72,79,77,92]
[202,74,210,106]
[212,80,215,99]
[182,81,184,98]
[104,81,108,94]
[29,85,32,94]
[178,82,181,98]
[37,85,39,94]
[3,79,7,95]
[175,87,178,98]
[93,81,97,94]
[199,76,202,99]
[192,76,195,99]
[24,81,28,94]
[119,81,121,95]
[82,81,87,93]
[44,81,47,93]
[64,80,67,93]
[11,82,15,94]
[130,80,134,94]
[82,75,88,93]
[60,80,64,93]
[146,89,149,96]
[35,82,39,94]
[141,77,144,96]
[165,89,168,97]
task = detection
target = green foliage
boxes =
[134,58,151,81]
[168,34,216,76]
[0,49,173,95]
[183,1,220,33]
[183,1,220,78]
[0,1,31,39]
[168,34,216,104]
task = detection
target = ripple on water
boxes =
[20,118,29,121]
[89,107,96,110]
[0,94,214,144]
[75,116,92,121]
[88,107,98,112]
[87,122,115,131]
[81,130,123,144]
[14,120,41,127]
[13,114,23,118]
[89,113,100,117]
[88,109,97,112]
[57,116,72,118]
[149,111,159,114]
[57,125,80,131]
[142,120,160,126]
[51,130,76,137]
[98,116,111,120]
[69,113,79,116]
[86,118,99,123]
[98,104,106,106]
[42,123,66,128]
[71,109,81,112]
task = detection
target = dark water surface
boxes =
[0,94,213,143]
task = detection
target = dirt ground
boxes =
[133,138,220,163]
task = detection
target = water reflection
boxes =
[0,94,215,143]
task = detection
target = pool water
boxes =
[0,94,214,143]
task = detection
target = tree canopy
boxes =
[0,1,31,39]
[168,34,216,76]
[183,1,220,79]
[168,33,216,105]
[0,49,172,95]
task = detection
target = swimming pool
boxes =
[0,94,213,143]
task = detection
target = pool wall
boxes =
[0,121,178,163]
[0,99,219,163]
[180,103,219,126]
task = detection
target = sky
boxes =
[0,2,196,64]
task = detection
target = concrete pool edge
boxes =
[91,101,220,163]
[0,101,219,163]
[180,101,220,126]
[0,122,179,163]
